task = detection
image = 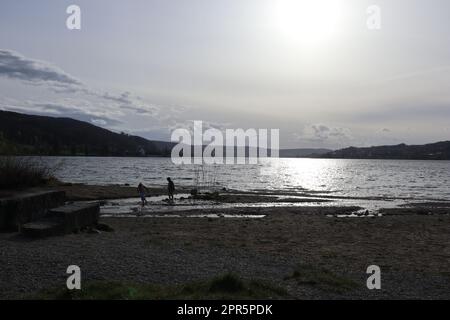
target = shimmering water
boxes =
[40,156,450,200]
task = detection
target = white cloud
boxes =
[0,49,190,139]
[91,119,107,126]
[294,123,353,147]
[0,49,82,88]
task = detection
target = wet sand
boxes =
[50,183,182,201]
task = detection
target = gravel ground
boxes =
[1,206,449,299]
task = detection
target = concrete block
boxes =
[0,190,66,231]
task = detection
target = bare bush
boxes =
[0,157,54,189]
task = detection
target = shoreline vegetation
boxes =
[0,156,56,190]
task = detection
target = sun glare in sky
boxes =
[270,0,344,48]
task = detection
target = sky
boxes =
[1,0,450,149]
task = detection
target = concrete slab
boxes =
[21,220,64,238]
[48,202,100,234]
[0,190,66,231]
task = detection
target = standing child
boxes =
[167,177,175,202]
[137,182,148,206]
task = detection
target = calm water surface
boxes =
[38,157,450,201]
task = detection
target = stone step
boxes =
[20,202,100,238]
[21,220,64,238]
[48,202,100,234]
[0,190,66,231]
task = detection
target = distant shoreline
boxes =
[3,154,450,161]
[2,111,449,160]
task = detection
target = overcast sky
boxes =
[1,0,450,148]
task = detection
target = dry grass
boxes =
[0,156,54,190]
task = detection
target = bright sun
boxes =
[271,0,343,48]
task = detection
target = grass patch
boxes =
[33,273,289,300]
[209,273,245,293]
[285,264,358,293]
[0,156,55,190]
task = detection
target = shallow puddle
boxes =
[96,191,447,218]
[101,213,265,219]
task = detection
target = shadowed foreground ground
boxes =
[1,206,449,299]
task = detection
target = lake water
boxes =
[40,157,450,201]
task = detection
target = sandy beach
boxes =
[1,184,449,299]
